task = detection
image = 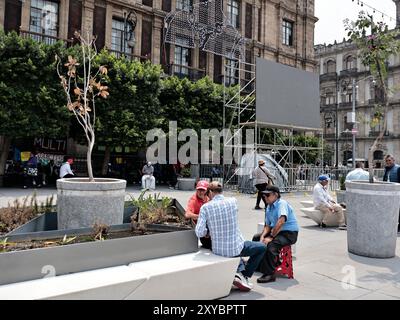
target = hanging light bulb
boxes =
[361,2,363,7]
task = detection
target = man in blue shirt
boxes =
[252,186,299,283]
[196,181,266,292]
[383,154,400,232]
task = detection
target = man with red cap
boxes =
[185,180,211,248]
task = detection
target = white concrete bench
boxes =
[300,207,347,225]
[300,200,314,208]
[0,249,239,300]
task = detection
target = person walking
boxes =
[383,154,400,232]
[252,159,276,210]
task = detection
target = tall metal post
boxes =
[335,78,339,167]
[352,78,356,168]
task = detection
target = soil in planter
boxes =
[0,228,160,253]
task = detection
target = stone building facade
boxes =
[315,1,400,168]
[0,0,318,83]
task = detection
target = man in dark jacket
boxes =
[383,154,400,232]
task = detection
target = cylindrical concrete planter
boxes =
[177,178,196,191]
[57,178,127,230]
[346,181,400,258]
[336,189,346,204]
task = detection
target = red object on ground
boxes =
[274,245,294,279]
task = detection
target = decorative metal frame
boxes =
[164,0,245,60]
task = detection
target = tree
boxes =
[0,31,70,178]
[94,52,162,175]
[57,32,109,181]
[345,12,400,182]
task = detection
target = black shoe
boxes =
[257,274,276,283]
[254,206,262,210]
[320,223,327,228]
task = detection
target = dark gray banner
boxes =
[256,57,321,130]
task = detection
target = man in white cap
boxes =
[141,161,155,190]
[313,175,346,229]
[252,159,276,210]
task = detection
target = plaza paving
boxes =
[0,186,399,300]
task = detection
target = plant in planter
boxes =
[343,12,400,258]
[56,32,127,229]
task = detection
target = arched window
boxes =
[345,56,356,70]
[326,60,336,73]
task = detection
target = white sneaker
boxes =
[232,273,253,292]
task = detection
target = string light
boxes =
[351,0,396,22]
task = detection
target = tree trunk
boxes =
[87,138,95,181]
[0,136,11,176]
[101,145,111,176]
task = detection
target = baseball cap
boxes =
[196,180,209,190]
[318,174,330,181]
[262,186,280,195]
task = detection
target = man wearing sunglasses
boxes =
[252,186,299,283]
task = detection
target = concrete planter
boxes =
[0,225,197,286]
[346,181,400,258]
[57,178,127,230]
[336,189,346,204]
[177,177,196,191]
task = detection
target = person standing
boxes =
[313,175,346,229]
[195,182,266,292]
[23,152,41,188]
[345,162,370,182]
[252,186,299,283]
[252,159,276,210]
[185,180,211,249]
[60,156,74,178]
[383,154,400,232]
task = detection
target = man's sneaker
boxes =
[232,273,253,292]
[254,206,262,210]
[320,222,327,228]
[338,224,347,230]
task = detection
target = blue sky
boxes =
[314,0,396,45]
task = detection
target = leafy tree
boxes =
[95,53,162,174]
[0,31,70,177]
[345,12,400,181]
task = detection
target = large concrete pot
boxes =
[346,181,400,258]
[336,189,346,204]
[177,177,196,191]
[57,178,126,230]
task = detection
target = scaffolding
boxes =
[164,0,324,192]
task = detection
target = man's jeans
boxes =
[236,241,266,278]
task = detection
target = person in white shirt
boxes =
[60,156,74,178]
[141,161,155,190]
[345,162,370,182]
[313,175,346,229]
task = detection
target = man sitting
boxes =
[141,161,155,190]
[345,162,370,182]
[252,186,299,283]
[195,182,266,292]
[313,175,347,229]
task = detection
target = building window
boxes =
[227,0,240,28]
[29,0,59,44]
[325,91,335,105]
[111,18,133,55]
[174,44,190,76]
[176,0,192,10]
[282,20,293,46]
[142,0,153,7]
[345,56,356,70]
[326,60,336,73]
[225,57,238,86]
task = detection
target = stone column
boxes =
[104,3,113,49]
[59,0,70,40]
[152,16,163,64]
[20,0,31,31]
[394,0,400,28]
[0,0,5,30]
[81,0,94,39]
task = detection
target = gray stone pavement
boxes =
[0,186,399,300]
